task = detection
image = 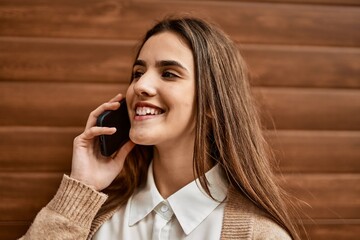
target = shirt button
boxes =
[160,204,169,213]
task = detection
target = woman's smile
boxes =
[134,101,165,120]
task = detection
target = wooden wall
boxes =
[0,0,359,239]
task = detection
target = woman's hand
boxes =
[70,94,135,191]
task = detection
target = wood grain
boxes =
[1,38,359,88]
[0,1,359,46]
[266,130,360,173]
[164,0,360,6]
[0,173,62,221]
[0,37,137,83]
[1,127,359,174]
[0,222,29,240]
[302,221,360,240]
[0,82,126,127]
[0,127,80,172]
[282,173,360,219]
[242,45,360,88]
[255,87,360,130]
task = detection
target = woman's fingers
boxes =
[85,94,124,130]
[82,126,117,140]
[85,102,119,130]
[108,93,123,103]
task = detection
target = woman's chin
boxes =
[129,132,156,146]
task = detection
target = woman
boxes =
[20,17,301,239]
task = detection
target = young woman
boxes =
[20,17,301,239]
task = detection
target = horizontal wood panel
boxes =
[0,38,136,83]
[0,1,359,46]
[0,173,63,221]
[266,130,360,173]
[302,221,360,240]
[0,127,359,174]
[282,174,360,219]
[255,87,360,130]
[0,222,29,240]
[166,0,360,6]
[1,38,359,88]
[0,127,79,172]
[1,82,359,130]
[0,173,358,221]
[0,82,126,127]
[242,45,360,88]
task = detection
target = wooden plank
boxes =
[282,173,360,219]
[0,37,136,83]
[0,173,62,221]
[1,127,359,173]
[1,82,359,130]
[0,1,359,46]
[302,221,360,240]
[1,38,359,88]
[0,82,127,127]
[166,0,360,6]
[266,130,360,173]
[242,45,360,88]
[0,222,29,240]
[255,87,360,130]
[0,127,80,172]
[0,173,358,221]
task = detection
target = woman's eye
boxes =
[162,71,178,79]
[132,71,143,79]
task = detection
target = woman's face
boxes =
[126,31,196,147]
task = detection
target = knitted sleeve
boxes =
[18,175,108,240]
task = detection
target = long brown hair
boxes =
[98,16,301,239]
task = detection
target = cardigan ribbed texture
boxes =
[220,188,254,239]
[20,175,291,240]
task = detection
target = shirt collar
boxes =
[129,161,164,226]
[129,162,228,235]
[167,164,228,234]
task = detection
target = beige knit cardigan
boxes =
[20,175,291,240]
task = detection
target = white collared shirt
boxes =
[92,163,228,240]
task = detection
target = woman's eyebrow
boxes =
[133,59,189,73]
[155,60,188,72]
[133,59,146,68]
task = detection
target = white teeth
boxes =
[136,106,162,116]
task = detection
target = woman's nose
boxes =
[133,72,157,97]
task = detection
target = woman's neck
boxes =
[152,138,195,199]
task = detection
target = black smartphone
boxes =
[96,99,131,157]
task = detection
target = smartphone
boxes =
[96,99,131,157]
